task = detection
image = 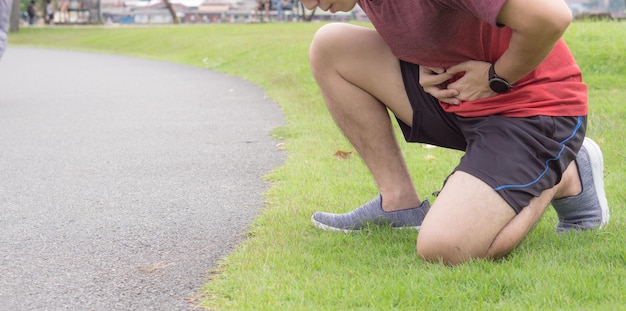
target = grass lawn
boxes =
[9,21,626,310]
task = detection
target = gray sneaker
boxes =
[552,137,610,232]
[311,195,430,233]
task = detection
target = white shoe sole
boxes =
[582,137,610,226]
[311,215,355,233]
[310,214,421,233]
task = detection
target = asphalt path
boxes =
[0,47,285,310]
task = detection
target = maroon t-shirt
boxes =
[358,0,587,117]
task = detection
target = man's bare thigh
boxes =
[310,23,414,125]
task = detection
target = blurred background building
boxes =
[17,0,625,25]
[98,0,365,24]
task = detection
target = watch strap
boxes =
[488,63,512,93]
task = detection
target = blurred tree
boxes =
[163,0,179,24]
[9,0,20,32]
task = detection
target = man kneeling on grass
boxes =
[304,0,610,265]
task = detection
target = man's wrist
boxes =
[488,63,513,93]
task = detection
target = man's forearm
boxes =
[495,31,564,84]
[494,0,573,84]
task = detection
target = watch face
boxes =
[489,78,510,93]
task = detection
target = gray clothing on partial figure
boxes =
[0,0,12,59]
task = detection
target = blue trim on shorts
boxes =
[493,116,584,191]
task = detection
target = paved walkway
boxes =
[0,47,285,310]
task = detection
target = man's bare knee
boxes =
[414,172,520,265]
[309,23,347,72]
[416,229,475,265]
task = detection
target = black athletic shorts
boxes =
[397,60,586,213]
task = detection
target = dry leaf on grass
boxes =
[334,150,354,160]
